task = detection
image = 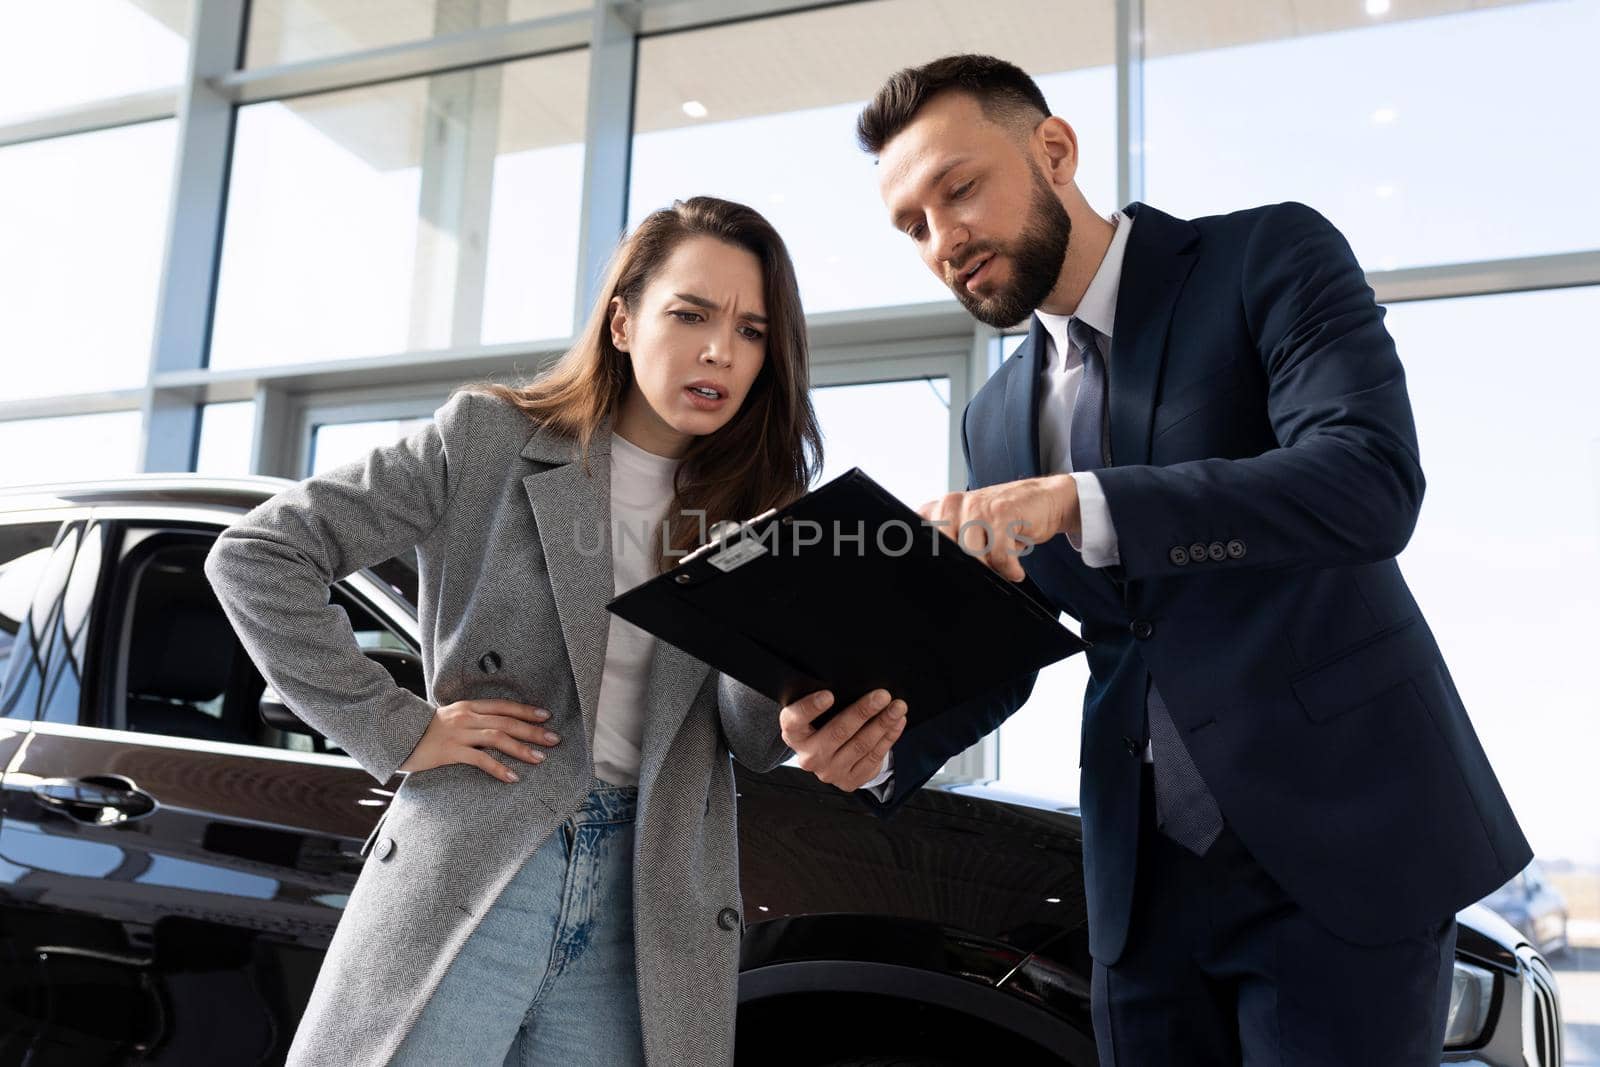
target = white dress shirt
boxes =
[861,210,1137,798]
[1034,209,1132,569]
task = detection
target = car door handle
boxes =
[32,775,157,826]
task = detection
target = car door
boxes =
[0,513,422,1065]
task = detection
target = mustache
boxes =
[945,245,1001,284]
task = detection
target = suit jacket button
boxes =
[374,837,395,862]
[1188,542,1208,563]
[478,651,502,674]
[1226,539,1246,559]
[1169,547,1189,567]
[1123,736,1142,758]
[1207,541,1226,561]
[717,907,740,931]
[1130,618,1153,640]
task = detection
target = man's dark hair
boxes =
[857,54,1050,155]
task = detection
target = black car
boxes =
[0,477,1564,1066]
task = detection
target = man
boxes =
[778,54,1531,1065]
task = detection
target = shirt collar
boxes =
[1034,209,1133,364]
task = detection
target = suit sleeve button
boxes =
[1188,542,1208,563]
[374,837,396,862]
[1169,547,1190,566]
[1130,619,1153,640]
[1207,541,1226,561]
[1123,736,1142,757]
[478,651,502,674]
[717,907,740,931]
[1226,539,1246,559]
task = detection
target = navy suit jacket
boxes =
[875,200,1531,965]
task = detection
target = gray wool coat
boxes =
[203,388,790,1066]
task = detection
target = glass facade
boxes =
[0,121,179,400]
[812,378,952,507]
[244,0,588,68]
[195,402,258,476]
[1145,0,1600,269]
[630,0,1116,314]
[310,416,435,475]
[210,50,588,370]
[0,412,144,486]
[0,2,188,124]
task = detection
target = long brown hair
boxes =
[466,196,822,565]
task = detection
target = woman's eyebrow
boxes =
[673,292,768,324]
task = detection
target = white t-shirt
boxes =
[592,432,681,786]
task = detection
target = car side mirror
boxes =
[257,648,428,736]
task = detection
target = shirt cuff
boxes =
[860,752,894,801]
[1066,471,1121,568]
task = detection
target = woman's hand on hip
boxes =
[398,699,560,782]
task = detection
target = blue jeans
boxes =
[392,780,645,1066]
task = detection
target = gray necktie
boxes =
[1067,318,1111,473]
[1065,318,1224,857]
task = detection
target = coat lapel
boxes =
[520,414,713,779]
[636,637,712,803]
[1001,314,1048,482]
[1108,202,1200,468]
[521,418,615,749]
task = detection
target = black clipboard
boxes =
[605,468,1088,726]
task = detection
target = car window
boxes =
[39,522,103,724]
[0,521,74,720]
[0,522,62,685]
[367,547,419,615]
[110,527,421,754]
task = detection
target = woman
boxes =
[205,196,823,1066]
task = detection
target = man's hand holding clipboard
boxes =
[606,469,1089,791]
[769,471,1087,791]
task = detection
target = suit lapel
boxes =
[1002,314,1048,481]
[1108,202,1200,468]
[521,418,615,749]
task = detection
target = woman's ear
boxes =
[607,296,631,352]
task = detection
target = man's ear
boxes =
[607,296,630,352]
[1036,116,1079,187]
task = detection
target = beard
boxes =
[950,166,1071,328]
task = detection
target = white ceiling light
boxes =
[1372,107,1398,124]
[682,100,708,119]
[1376,183,1397,198]
[1366,0,1391,15]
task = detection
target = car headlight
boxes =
[1443,960,1496,1048]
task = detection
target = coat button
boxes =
[1130,618,1153,640]
[374,837,395,862]
[478,651,502,674]
[717,907,740,931]
[1123,736,1142,758]
[1188,542,1208,563]
[1169,546,1189,567]
[1207,541,1226,561]
[1226,539,1246,559]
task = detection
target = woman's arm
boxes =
[716,673,791,772]
[204,390,478,783]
